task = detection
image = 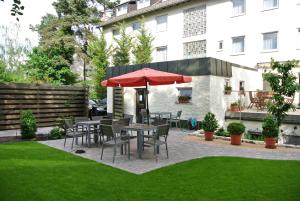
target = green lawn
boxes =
[0,142,300,201]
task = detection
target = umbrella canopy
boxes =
[101,68,192,124]
[101,68,192,87]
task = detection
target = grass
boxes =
[0,142,300,201]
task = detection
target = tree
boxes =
[87,33,110,99]
[0,0,24,21]
[112,22,133,66]
[52,0,118,80]
[24,43,77,85]
[132,20,154,64]
[263,59,300,127]
[0,23,31,70]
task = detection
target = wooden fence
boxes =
[0,83,88,130]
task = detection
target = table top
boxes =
[122,123,157,131]
[76,120,101,125]
[150,112,172,115]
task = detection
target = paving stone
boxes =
[39,128,300,174]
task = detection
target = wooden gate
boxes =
[113,87,124,119]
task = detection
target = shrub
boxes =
[215,127,230,137]
[202,112,219,132]
[230,102,239,107]
[227,122,245,135]
[262,115,279,138]
[49,127,62,140]
[224,85,232,91]
[20,110,37,139]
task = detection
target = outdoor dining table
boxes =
[76,120,101,147]
[150,112,172,120]
[122,123,157,159]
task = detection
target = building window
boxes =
[177,87,192,103]
[239,81,245,91]
[183,40,206,59]
[263,32,278,50]
[232,36,245,54]
[156,46,167,62]
[297,28,300,49]
[183,5,206,37]
[232,0,245,16]
[156,15,168,32]
[263,0,278,10]
[217,40,224,51]
[112,29,119,36]
[116,4,128,16]
[132,21,140,31]
[137,0,150,9]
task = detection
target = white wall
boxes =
[104,0,300,66]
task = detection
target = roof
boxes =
[100,0,193,27]
[106,57,256,79]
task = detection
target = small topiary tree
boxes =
[20,110,37,139]
[262,114,279,138]
[227,122,245,135]
[263,59,300,127]
[49,127,62,140]
[202,112,219,132]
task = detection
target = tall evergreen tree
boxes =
[87,33,110,99]
[112,22,132,66]
[132,20,154,64]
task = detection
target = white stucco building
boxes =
[101,0,300,125]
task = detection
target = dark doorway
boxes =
[136,88,146,123]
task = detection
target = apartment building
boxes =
[101,0,300,124]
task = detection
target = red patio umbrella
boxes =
[101,68,192,124]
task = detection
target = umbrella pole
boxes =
[146,83,150,125]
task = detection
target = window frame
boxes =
[132,21,141,31]
[262,31,278,51]
[262,0,279,11]
[217,40,224,52]
[232,0,246,17]
[156,46,168,62]
[231,36,245,55]
[156,14,168,32]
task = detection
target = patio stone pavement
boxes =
[39,128,300,174]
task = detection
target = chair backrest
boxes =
[91,116,102,120]
[152,118,167,126]
[99,124,114,138]
[113,118,130,133]
[100,119,113,125]
[74,116,89,123]
[249,91,254,100]
[124,114,134,124]
[64,119,74,131]
[156,124,169,137]
[177,111,182,118]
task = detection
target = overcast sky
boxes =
[0,0,56,46]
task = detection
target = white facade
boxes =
[103,0,300,124]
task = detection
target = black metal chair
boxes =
[144,124,169,162]
[99,124,130,163]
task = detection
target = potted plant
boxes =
[224,85,232,95]
[230,102,240,112]
[178,95,190,103]
[202,112,219,141]
[262,115,279,149]
[227,122,246,145]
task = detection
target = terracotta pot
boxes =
[225,91,231,95]
[230,134,242,145]
[230,105,240,112]
[204,131,214,141]
[265,137,277,149]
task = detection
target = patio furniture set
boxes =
[248,91,295,111]
[62,111,181,163]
